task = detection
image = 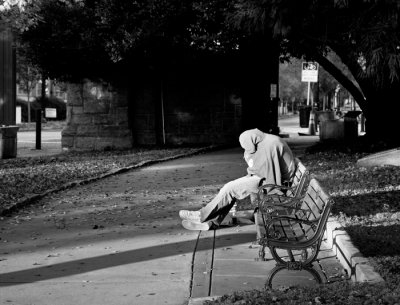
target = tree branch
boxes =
[312,52,367,110]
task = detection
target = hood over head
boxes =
[239,129,265,153]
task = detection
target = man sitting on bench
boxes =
[179,128,296,231]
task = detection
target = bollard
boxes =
[35,109,42,150]
[308,110,316,135]
[360,113,365,132]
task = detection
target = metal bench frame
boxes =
[255,179,334,286]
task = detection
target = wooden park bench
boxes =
[254,178,334,286]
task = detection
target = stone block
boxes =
[83,100,110,114]
[61,125,78,137]
[70,114,92,125]
[94,137,115,150]
[75,137,97,150]
[76,125,99,136]
[61,136,75,149]
[94,136,132,150]
[93,114,113,125]
[99,125,131,138]
[72,106,84,114]
[113,137,133,149]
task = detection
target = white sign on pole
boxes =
[301,62,319,82]
[45,108,57,118]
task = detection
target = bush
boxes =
[16,98,41,122]
[16,96,67,122]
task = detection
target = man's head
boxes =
[239,129,265,154]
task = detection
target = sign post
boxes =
[301,62,319,106]
[301,62,319,135]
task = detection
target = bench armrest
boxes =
[258,195,303,213]
[257,183,294,195]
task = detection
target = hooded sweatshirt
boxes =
[239,128,295,185]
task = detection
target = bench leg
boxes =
[266,264,324,289]
[254,245,267,261]
[269,245,319,267]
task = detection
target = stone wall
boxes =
[132,108,242,145]
[62,57,244,150]
[61,81,133,150]
[130,81,242,146]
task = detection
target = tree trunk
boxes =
[27,90,31,123]
[239,35,279,133]
[362,86,400,144]
[41,75,46,100]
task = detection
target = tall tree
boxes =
[230,0,400,143]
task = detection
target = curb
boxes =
[357,147,400,168]
[0,145,227,216]
[325,218,384,283]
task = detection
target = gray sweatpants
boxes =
[199,175,262,227]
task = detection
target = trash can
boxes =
[299,106,312,128]
[0,126,19,159]
[344,111,362,140]
[320,119,344,141]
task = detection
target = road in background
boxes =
[278,114,308,135]
[17,130,62,157]
[15,115,304,158]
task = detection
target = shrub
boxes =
[16,96,67,122]
[16,98,41,122]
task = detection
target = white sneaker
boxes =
[182,220,210,231]
[179,210,201,221]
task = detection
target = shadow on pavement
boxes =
[0,232,255,287]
